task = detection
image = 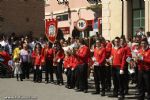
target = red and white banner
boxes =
[45,19,58,43]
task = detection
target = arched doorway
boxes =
[132,0,145,36]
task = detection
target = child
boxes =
[14,58,23,81]
[63,51,71,88]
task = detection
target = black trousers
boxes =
[33,66,42,82]
[77,63,88,90]
[45,60,54,82]
[75,67,80,89]
[65,68,72,87]
[71,69,76,88]
[105,65,112,90]
[94,65,106,92]
[21,62,29,79]
[55,61,63,84]
[138,70,150,100]
[124,64,129,93]
[112,67,125,96]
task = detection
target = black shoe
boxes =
[106,88,111,92]
[68,86,72,89]
[109,94,118,98]
[50,81,54,84]
[101,92,105,96]
[92,91,100,94]
[84,90,88,93]
[45,81,48,84]
[76,89,83,92]
[20,79,23,81]
[124,90,128,95]
[118,96,124,100]
[65,85,69,88]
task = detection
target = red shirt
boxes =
[55,49,65,61]
[123,44,132,59]
[70,55,79,69]
[34,54,44,66]
[111,47,126,70]
[137,48,150,71]
[31,51,36,59]
[63,56,71,69]
[106,42,112,58]
[45,48,54,60]
[76,45,90,64]
[94,47,106,65]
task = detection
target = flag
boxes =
[45,19,58,43]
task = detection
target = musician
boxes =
[44,42,54,84]
[92,40,106,96]
[53,41,65,85]
[32,43,44,83]
[70,47,79,89]
[137,38,150,100]
[75,39,90,93]
[120,37,132,95]
[105,40,112,91]
[110,37,126,99]
[63,51,72,88]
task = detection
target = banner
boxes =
[45,19,58,43]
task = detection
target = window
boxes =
[132,0,145,36]
[56,14,68,21]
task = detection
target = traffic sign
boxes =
[76,18,87,31]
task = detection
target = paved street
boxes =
[0,76,139,100]
[0,77,116,100]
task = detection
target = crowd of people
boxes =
[0,32,150,100]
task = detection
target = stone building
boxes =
[0,0,45,37]
[45,0,150,40]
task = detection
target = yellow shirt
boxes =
[13,48,20,60]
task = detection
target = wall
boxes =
[0,0,45,37]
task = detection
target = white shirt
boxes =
[20,49,29,62]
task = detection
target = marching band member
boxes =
[105,40,112,91]
[32,43,44,83]
[75,39,91,93]
[70,47,80,89]
[53,41,65,85]
[44,42,54,84]
[137,38,150,100]
[63,51,72,88]
[92,40,106,96]
[120,37,132,95]
[110,37,126,99]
